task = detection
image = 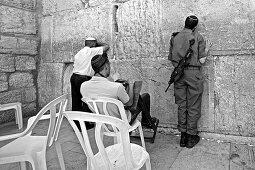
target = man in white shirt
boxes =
[71,37,109,130]
[80,53,158,128]
[71,37,109,112]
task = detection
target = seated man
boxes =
[80,53,158,129]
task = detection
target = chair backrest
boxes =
[23,94,68,147]
[82,97,130,133]
[64,111,136,170]
[82,97,129,124]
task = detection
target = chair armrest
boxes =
[129,120,141,131]
[0,133,24,141]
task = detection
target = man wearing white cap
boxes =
[70,37,109,129]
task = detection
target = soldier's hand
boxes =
[206,39,213,55]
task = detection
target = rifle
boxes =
[165,39,195,92]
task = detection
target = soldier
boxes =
[168,15,211,148]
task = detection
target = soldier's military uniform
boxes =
[168,27,206,148]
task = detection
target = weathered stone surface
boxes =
[0,81,8,92]
[230,143,255,170]
[0,54,15,72]
[0,109,16,124]
[9,72,34,88]
[0,36,38,55]
[39,0,255,138]
[214,56,238,134]
[41,6,112,62]
[0,90,22,104]
[63,64,73,110]
[41,0,84,15]
[40,16,53,62]
[0,6,37,34]
[1,0,36,10]
[22,87,36,103]
[116,0,162,59]
[112,58,177,125]
[234,55,255,137]
[0,73,7,81]
[38,63,64,107]
[15,55,36,70]
[22,102,37,117]
[161,0,255,52]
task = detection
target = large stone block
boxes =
[38,63,64,107]
[0,54,15,72]
[116,0,162,59]
[0,90,22,104]
[234,55,255,136]
[0,73,7,81]
[0,81,8,92]
[0,36,38,55]
[15,55,36,70]
[1,0,36,10]
[40,16,53,62]
[214,56,238,134]
[22,87,36,103]
[0,6,37,34]
[9,72,34,88]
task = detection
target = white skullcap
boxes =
[86,37,96,41]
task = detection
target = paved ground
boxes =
[1,118,255,170]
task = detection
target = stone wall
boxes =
[0,0,38,123]
[39,0,255,137]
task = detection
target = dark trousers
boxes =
[70,73,91,111]
[129,93,153,125]
[174,69,203,135]
[70,73,92,130]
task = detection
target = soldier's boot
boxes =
[180,132,187,147]
[186,134,200,148]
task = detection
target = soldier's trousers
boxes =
[174,68,203,135]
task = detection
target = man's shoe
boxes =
[186,134,200,148]
[180,132,187,147]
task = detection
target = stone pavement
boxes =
[0,118,255,170]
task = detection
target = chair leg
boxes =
[151,118,159,143]
[87,158,92,170]
[138,125,146,149]
[17,104,23,129]
[20,162,28,170]
[54,114,64,141]
[145,157,151,170]
[34,152,47,170]
[55,141,66,170]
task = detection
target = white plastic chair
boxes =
[82,97,146,149]
[64,111,151,170]
[0,102,23,129]
[0,94,68,170]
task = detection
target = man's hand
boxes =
[200,39,213,64]
[115,79,129,88]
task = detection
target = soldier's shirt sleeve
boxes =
[198,34,206,59]
[90,47,104,56]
